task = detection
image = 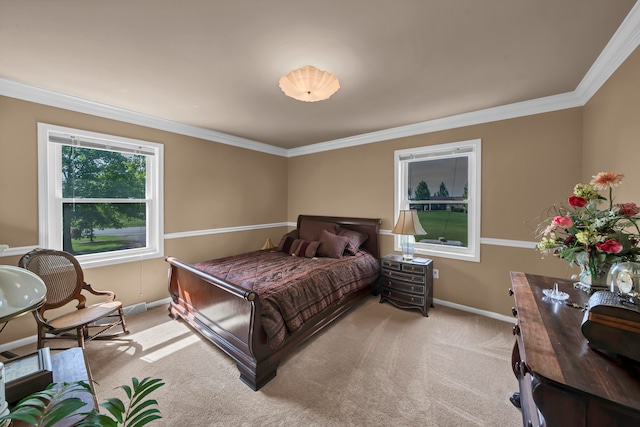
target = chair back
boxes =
[19,249,86,310]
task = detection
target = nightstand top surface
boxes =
[383,253,432,265]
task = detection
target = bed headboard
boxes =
[296,215,381,259]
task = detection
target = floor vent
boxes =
[124,302,147,316]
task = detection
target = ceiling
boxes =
[0,0,637,150]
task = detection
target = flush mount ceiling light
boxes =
[278,65,340,102]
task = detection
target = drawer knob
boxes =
[511,307,517,317]
[512,324,520,336]
[508,288,514,296]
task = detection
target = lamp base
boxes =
[401,235,416,261]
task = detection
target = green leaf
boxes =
[127,414,162,427]
[100,398,126,423]
[41,399,89,427]
[130,379,165,407]
[127,399,158,420]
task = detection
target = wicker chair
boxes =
[18,248,129,349]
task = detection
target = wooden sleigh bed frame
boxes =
[166,215,380,390]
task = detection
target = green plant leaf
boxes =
[127,399,158,420]
[100,397,126,423]
[127,413,162,427]
[41,398,89,427]
[130,378,165,407]
[122,384,133,400]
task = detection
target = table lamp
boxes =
[392,210,427,260]
[0,260,47,419]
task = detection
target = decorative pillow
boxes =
[290,239,320,258]
[338,227,369,255]
[277,229,299,253]
[317,229,350,259]
[299,218,339,242]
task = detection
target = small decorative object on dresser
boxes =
[379,253,433,317]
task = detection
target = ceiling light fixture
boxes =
[278,65,340,102]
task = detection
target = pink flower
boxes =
[616,202,640,216]
[596,239,623,254]
[568,195,588,208]
[590,171,624,190]
[552,216,573,228]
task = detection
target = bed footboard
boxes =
[166,256,278,390]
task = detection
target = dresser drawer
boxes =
[382,268,425,285]
[381,288,425,306]
[381,258,402,271]
[382,278,425,295]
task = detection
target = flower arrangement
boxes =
[537,172,640,288]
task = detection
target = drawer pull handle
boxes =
[511,307,517,317]
[512,325,520,336]
[508,288,514,296]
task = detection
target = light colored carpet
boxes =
[19,296,523,426]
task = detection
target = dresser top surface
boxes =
[511,272,640,411]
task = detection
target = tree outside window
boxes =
[38,123,163,268]
[395,139,481,262]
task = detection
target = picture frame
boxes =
[4,347,53,404]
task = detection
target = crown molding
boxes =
[575,1,640,104]
[287,92,582,157]
[0,78,287,157]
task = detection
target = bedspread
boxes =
[192,250,380,350]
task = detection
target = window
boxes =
[38,123,164,268]
[394,139,481,262]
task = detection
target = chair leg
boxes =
[37,326,45,349]
[119,307,129,334]
[77,327,85,348]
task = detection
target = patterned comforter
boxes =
[193,250,380,350]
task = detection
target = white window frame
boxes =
[394,139,481,262]
[37,123,164,268]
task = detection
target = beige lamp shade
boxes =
[392,210,427,235]
[279,65,340,102]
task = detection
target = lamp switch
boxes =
[433,269,439,279]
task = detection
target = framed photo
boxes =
[4,347,53,404]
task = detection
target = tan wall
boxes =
[288,109,584,316]
[583,45,640,204]
[0,96,288,344]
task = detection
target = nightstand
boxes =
[379,253,433,317]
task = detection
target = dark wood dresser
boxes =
[509,272,640,427]
[379,254,433,316]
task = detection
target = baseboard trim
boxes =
[433,298,515,323]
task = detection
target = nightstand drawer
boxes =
[381,288,425,306]
[402,263,426,274]
[381,258,402,271]
[382,278,425,295]
[382,269,425,285]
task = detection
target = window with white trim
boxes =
[38,123,164,268]
[394,139,481,262]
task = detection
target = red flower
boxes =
[568,195,588,208]
[552,216,573,228]
[596,239,623,254]
[616,202,640,216]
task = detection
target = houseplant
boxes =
[537,171,640,289]
[0,377,164,427]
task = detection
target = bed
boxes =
[166,215,381,390]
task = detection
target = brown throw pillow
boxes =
[291,239,320,258]
[317,229,349,258]
[338,228,369,255]
[299,218,339,242]
[277,229,299,253]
